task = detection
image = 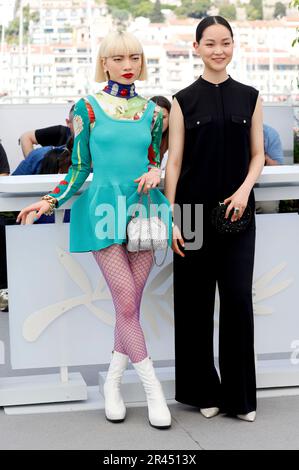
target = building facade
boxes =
[0,3,298,103]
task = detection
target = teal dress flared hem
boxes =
[69,187,172,253]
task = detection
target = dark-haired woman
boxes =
[39,135,73,175]
[165,16,264,422]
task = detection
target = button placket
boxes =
[214,81,225,195]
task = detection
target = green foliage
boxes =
[5,4,40,45]
[131,0,154,18]
[108,0,165,20]
[175,0,211,19]
[150,0,165,22]
[273,2,286,18]
[161,3,177,10]
[111,8,129,22]
[290,0,299,47]
[108,0,165,21]
[107,0,131,10]
[250,0,262,10]
[5,18,19,45]
[218,4,237,20]
[246,0,263,20]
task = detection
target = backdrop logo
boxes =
[22,248,174,342]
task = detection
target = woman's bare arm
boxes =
[164,98,185,210]
[164,98,185,257]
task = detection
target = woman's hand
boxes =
[16,200,51,225]
[172,224,185,257]
[134,168,161,194]
[24,210,39,225]
[224,187,250,222]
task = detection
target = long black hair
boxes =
[58,135,74,173]
[38,148,63,174]
[196,16,234,43]
[39,135,74,174]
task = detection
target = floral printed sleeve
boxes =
[148,106,163,170]
[47,98,92,207]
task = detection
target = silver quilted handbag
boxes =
[126,192,169,267]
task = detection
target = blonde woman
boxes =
[17,31,172,429]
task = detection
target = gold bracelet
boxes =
[41,195,57,216]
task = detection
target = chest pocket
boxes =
[185,115,212,130]
[231,115,251,128]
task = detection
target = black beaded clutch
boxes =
[211,202,252,234]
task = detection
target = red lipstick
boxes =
[122,73,134,79]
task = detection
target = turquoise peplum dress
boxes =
[47,95,172,253]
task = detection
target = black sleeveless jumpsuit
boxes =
[173,76,259,415]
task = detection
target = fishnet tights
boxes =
[93,244,153,363]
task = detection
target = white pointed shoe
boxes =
[237,411,256,422]
[200,407,220,418]
[104,351,129,423]
[133,357,171,429]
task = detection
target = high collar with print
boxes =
[103,80,138,99]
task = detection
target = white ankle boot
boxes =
[237,411,256,422]
[200,407,220,418]
[133,357,171,429]
[104,351,128,423]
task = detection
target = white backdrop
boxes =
[6,213,299,372]
[253,213,299,355]
[7,223,174,369]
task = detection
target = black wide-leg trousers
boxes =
[173,214,256,415]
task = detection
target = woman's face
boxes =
[161,107,170,133]
[102,53,142,84]
[194,24,233,72]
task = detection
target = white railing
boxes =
[1,92,299,105]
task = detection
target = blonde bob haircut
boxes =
[95,31,148,83]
